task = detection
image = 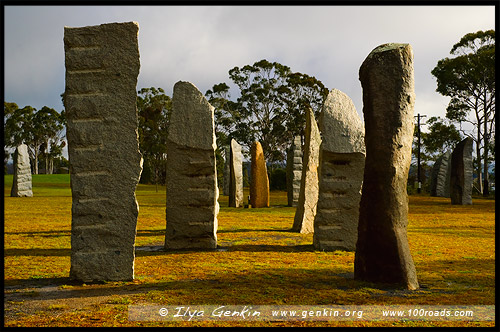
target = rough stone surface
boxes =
[229,139,244,207]
[286,136,303,207]
[450,137,473,205]
[293,109,321,234]
[64,22,143,282]
[250,141,270,208]
[355,43,419,290]
[223,145,230,196]
[10,144,33,197]
[430,151,451,197]
[313,90,365,249]
[165,81,219,249]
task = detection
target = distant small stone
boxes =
[450,137,473,205]
[286,136,303,207]
[10,144,33,197]
[229,139,244,208]
[430,151,451,197]
[250,141,270,208]
[293,108,321,234]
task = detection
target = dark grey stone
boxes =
[355,43,419,290]
[65,22,143,282]
[450,137,473,205]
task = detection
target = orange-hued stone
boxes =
[250,141,270,208]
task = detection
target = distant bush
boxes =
[269,167,287,191]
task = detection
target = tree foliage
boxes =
[431,29,495,195]
[4,102,65,174]
[421,116,463,159]
[206,59,328,163]
[136,87,172,188]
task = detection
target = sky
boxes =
[3,4,496,158]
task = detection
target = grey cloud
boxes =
[4,5,495,127]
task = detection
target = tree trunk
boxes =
[45,139,49,174]
[155,166,158,193]
[34,153,39,175]
[49,157,54,175]
[483,109,489,197]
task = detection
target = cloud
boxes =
[4,5,496,129]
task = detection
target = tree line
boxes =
[411,29,495,196]
[4,102,66,174]
[4,30,494,195]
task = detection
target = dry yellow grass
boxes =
[3,175,495,327]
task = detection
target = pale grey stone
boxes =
[355,43,419,290]
[450,137,473,205]
[64,22,143,282]
[293,109,321,234]
[286,136,302,207]
[223,145,230,196]
[320,89,366,155]
[229,139,243,208]
[10,144,33,197]
[165,81,219,249]
[313,89,365,250]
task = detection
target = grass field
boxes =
[3,174,495,327]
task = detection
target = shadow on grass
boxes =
[220,244,314,252]
[4,242,312,258]
[5,256,495,305]
[217,228,295,234]
[134,244,315,256]
[136,229,165,237]
[7,263,482,304]
[2,270,394,303]
[5,230,71,238]
[4,248,71,256]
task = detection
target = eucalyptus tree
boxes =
[206,59,328,163]
[136,87,172,189]
[431,30,495,195]
[4,103,65,174]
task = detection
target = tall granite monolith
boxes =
[286,136,303,207]
[250,141,270,208]
[450,137,473,205]
[313,90,365,249]
[64,22,143,282]
[292,109,321,234]
[165,81,219,249]
[430,151,451,197]
[223,145,230,196]
[355,43,419,290]
[10,144,33,197]
[229,139,244,208]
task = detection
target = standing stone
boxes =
[64,22,143,282]
[292,109,321,234]
[165,81,219,249]
[286,136,303,207]
[430,151,452,197]
[450,137,473,205]
[313,90,365,249]
[229,139,244,208]
[10,144,33,197]
[223,145,230,196]
[355,43,419,290]
[250,141,270,208]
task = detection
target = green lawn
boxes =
[3,174,495,327]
